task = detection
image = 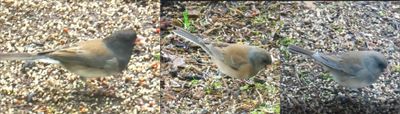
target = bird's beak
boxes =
[135,38,140,44]
[271,55,277,63]
[265,55,277,68]
[135,35,146,46]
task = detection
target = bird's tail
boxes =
[0,53,46,60]
[288,45,314,56]
[172,27,214,55]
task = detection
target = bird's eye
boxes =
[378,62,387,69]
[263,59,271,64]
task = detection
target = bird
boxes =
[172,27,273,79]
[288,45,388,89]
[0,30,137,84]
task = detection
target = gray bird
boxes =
[288,45,388,89]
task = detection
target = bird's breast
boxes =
[61,62,120,78]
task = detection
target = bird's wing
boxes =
[312,53,342,69]
[46,40,117,68]
[339,63,364,77]
[313,53,362,76]
[207,45,225,61]
[221,47,249,71]
[224,54,248,70]
[336,53,365,76]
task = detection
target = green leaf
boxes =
[153,52,160,60]
[183,9,191,30]
[240,84,250,91]
[394,65,400,73]
[190,79,200,86]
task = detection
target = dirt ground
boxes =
[161,1,281,113]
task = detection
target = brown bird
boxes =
[172,27,273,79]
[0,30,137,83]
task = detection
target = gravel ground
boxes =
[161,1,281,113]
[280,1,400,113]
[0,0,160,113]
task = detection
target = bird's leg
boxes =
[342,86,360,100]
[80,77,95,93]
[245,77,255,85]
[342,87,350,98]
[348,87,361,97]
[216,70,222,78]
[351,88,365,102]
[214,70,227,87]
[80,77,107,96]
[92,77,110,96]
[204,66,210,78]
[79,77,89,92]
[333,87,353,104]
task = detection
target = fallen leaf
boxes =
[172,56,186,69]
